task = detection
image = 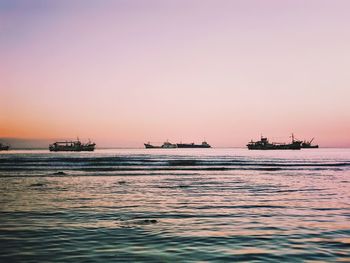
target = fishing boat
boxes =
[247,135,302,150]
[49,139,95,152]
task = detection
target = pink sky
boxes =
[1,0,350,147]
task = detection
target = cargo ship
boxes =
[176,141,211,148]
[247,135,302,150]
[49,139,95,152]
[144,141,177,149]
[0,143,9,151]
[301,138,319,148]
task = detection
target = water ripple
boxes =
[0,149,349,261]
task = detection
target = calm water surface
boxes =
[0,148,350,262]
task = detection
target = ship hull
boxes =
[176,144,211,148]
[247,144,301,150]
[144,144,177,148]
[247,147,301,150]
[301,145,319,149]
[49,145,95,152]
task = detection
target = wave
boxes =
[0,154,349,176]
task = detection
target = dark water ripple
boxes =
[0,148,350,262]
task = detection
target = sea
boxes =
[0,148,349,262]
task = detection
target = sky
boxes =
[1,0,350,147]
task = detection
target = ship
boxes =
[144,141,177,149]
[144,142,161,149]
[301,138,319,148]
[49,139,96,152]
[247,135,302,150]
[0,143,9,151]
[176,141,211,148]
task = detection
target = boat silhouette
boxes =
[49,139,95,152]
[144,141,177,149]
[247,134,302,150]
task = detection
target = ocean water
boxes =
[0,148,349,262]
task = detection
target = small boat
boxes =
[49,139,95,152]
[247,134,302,150]
[0,143,10,151]
[301,138,319,148]
[144,141,177,149]
[176,141,211,148]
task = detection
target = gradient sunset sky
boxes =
[1,0,350,147]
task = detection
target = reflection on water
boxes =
[0,148,350,261]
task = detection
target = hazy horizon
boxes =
[1,136,350,149]
[1,0,350,147]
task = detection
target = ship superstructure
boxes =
[301,138,319,148]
